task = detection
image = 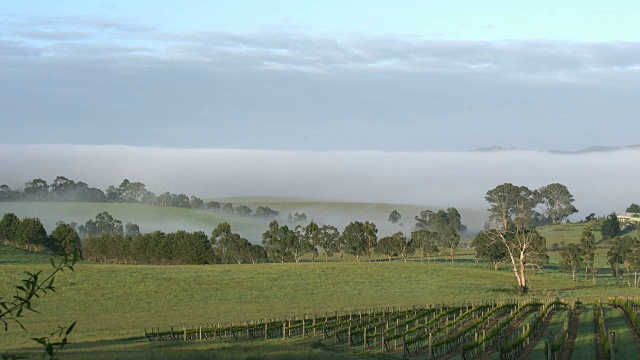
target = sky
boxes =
[1,1,639,151]
[1,2,639,223]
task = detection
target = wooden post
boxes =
[265,322,268,340]
[428,333,432,359]
[363,327,367,350]
[348,324,351,348]
[183,326,186,341]
[609,332,615,360]
[547,335,552,359]
[282,321,286,340]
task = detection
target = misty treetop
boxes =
[0,176,293,221]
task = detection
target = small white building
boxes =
[617,212,640,224]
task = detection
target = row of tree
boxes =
[0,213,80,254]
[0,176,285,220]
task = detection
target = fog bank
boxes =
[1,144,637,223]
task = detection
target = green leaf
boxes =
[46,343,54,357]
[66,321,76,335]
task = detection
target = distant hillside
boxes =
[472,144,640,154]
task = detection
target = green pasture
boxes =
[3,257,640,354]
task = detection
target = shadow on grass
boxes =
[7,338,374,360]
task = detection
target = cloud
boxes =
[0,15,639,151]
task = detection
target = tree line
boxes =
[0,176,286,219]
[0,204,468,266]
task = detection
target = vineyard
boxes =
[137,298,613,359]
[142,297,640,359]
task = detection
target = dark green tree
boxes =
[375,235,400,261]
[601,213,621,240]
[471,229,509,269]
[318,224,341,262]
[262,220,294,263]
[17,217,48,251]
[341,221,368,262]
[49,222,81,255]
[627,203,640,214]
[0,212,21,243]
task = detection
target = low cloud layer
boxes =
[1,145,637,228]
[1,14,639,150]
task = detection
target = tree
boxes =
[363,221,378,261]
[579,228,597,282]
[211,222,251,264]
[293,212,308,224]
[125,222,140,238]
[608,236,640,287]
[411,230,439,263]
[0,184,19,201]
[559,243,583,281]
[222,203,234,214]
[375,235,400,261]
[189,196,204,209]
[471,230,509,269]
[341,221,368,262]
[418,208,464,264]
[255,206,280,218]
[17,217,48,251]
[318,225,341,262]
[207,201,221,211]
[262,220,294,263]
[483,183,548,294]
[246,244,267,264]
[49,222,81,255]
[24,178,49,200]
[0,212,21,243]
[395,232,414,262]
[607,236,626,285]
[298,222,321,262]
[627,203,640,214]
[601,213,621,240]
[584,213,597,222]
[235,205,253,216]
[291,225,314,263]
[538,183,578,224]
[388,210,402,225]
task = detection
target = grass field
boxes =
[3,256,640,355]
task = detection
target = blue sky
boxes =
[1,1,639,151]
[4,0,640,41]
